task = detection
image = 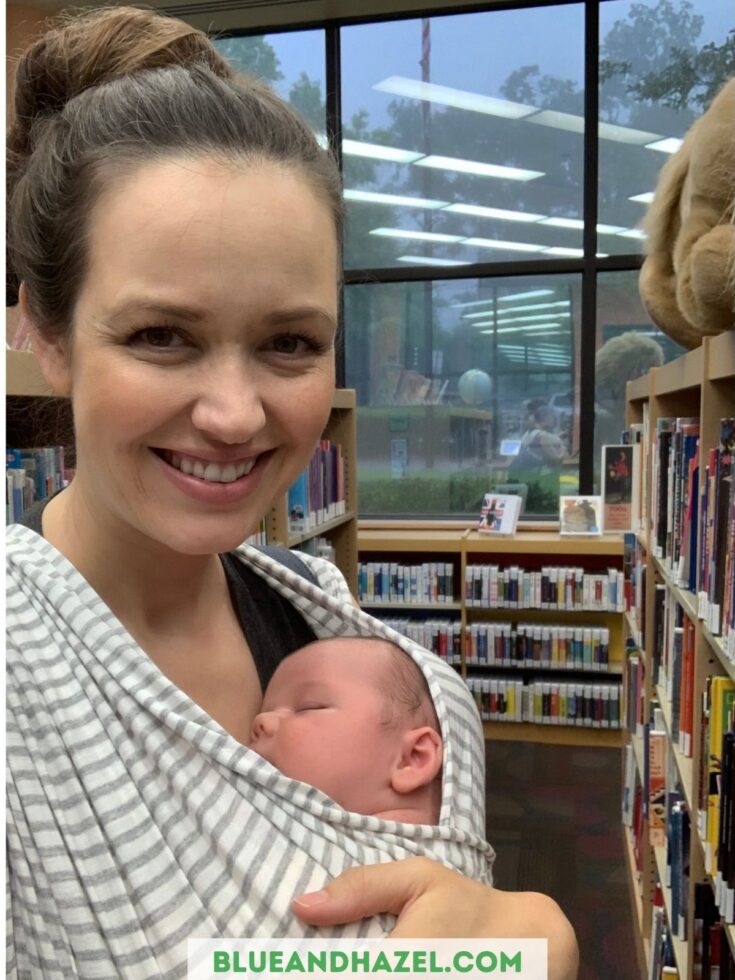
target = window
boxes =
[213,30,326,134]
[214,2,733,521]
[341,7,585,271]
[345,275,582,518]
[598,0,734,255]
[594,270,685,486]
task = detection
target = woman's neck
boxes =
[42,481,227,634]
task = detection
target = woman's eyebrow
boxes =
[264,307,338,331]
[106,300,206,323]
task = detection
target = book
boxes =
[477,493,522,536]
[601,443,640,533]
[559,495,602,536]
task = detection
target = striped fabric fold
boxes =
[7,525,494,979]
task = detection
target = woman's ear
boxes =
[390,727,443,796]
[20,284,73,396]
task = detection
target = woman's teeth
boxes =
[167,453,256,483]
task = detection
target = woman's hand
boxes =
[293,857,578,980]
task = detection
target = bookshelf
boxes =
[6,350,358,594]
[358,527,626,748]
[623,331,735,979]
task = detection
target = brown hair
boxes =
[7,6,343,336]
[373,640,441,734]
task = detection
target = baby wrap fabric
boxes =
[6,525,494,979]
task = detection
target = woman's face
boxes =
[61,156,338,555]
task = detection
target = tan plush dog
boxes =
[639,78,735,349]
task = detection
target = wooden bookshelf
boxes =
[358,528,626,746]
[622,330,735,978]
[6,349,358,593]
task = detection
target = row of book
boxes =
[378,618,462,661]
[466,676,622,728]
[623,531,647,648]
[648,415,734,644]
[375,617,615,673]
[464,622,612,671]
[6,446,69,523]
[358,562,455,605]
[464,564,625,611]
[287,438,346,534]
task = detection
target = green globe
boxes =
[458,369,492,406]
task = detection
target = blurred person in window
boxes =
[510,398,566,475]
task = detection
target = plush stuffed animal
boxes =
[639,78,735,349]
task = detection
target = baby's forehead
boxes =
[272,639,397,687]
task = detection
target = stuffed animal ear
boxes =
[390,727,443,796]
[20,284,73,396]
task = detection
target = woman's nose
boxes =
[191,358,267,445]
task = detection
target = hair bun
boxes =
[9,6,231,157]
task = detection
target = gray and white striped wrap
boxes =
[7,524,494,979]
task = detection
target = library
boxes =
[5,0,734,978]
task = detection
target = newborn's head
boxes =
[249,637,442,823]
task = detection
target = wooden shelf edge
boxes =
[654,684,694,811]
[483,721,624,747]
[6,349,54,397]
[707,332,735,382]
[654,345,703,396]
[331,387,356,409]
[287,510,354,547]
[360,601,462,611]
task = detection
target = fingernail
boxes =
[294,889,328,908]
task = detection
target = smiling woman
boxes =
[6,7,577,980]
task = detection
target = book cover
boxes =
[706,676,735,876]
[287,470,309,533]
[559,496,602,535]
[477,493,522,536]
[601,443,639,532]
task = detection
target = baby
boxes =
[249,637,443,824]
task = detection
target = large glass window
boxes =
[345,276,582,518]
[340,7,585,270]
[213,30,326,133]
[598,0,734,254]
[594,270,685,486]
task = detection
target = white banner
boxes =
[188,939,547,980]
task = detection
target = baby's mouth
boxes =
[155,450,258,484]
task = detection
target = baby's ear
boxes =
[20,284,73,397]
[391,727,443,795]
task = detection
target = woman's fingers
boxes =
[293,859,427,925]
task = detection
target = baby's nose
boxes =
[250,711,279,741]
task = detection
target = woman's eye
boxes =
[130,327,186,349]
[271,334,306,355]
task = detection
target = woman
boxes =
[6,8,577,978]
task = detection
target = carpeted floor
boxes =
[485,739,641,980]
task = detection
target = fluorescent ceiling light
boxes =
[501,301,570,314]
[596,252,610,258]
[498,289,555,302]
[483,324,564,335]
[540,217,584,230]
[525,109,584,135]
[598,121,661,144]
[597,224,627,234]
[344,189,448,209]
[452,299,496,309]
[629,192,654,204]
[497,312,571,324]
[544,246,584,257]
[617,228,646,239]
[397,255,471,267]
[526,109,662,145]
[415,155,544,182]
[465,305,570,322]
[463,310,501,320]
[463,237,543,252]
[645,137,684,154]
[374,75,537,120]
[342,139,424,163]
[370,227,465,243]
[443,203,545,223]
